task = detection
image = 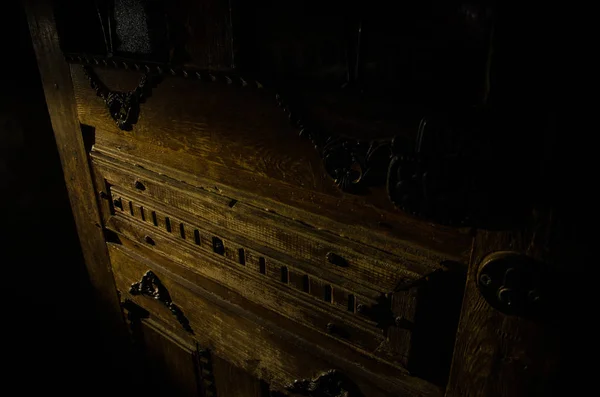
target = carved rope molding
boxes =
[129,270,193,333]
[71,55,509,227]
[82,65,155,131]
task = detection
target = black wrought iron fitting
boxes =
[477,252,545,317]
[322,139,393,194]
[82,65,158,131]
[285,369,364,397]
[275,90,394,195]
[129,270,193,333]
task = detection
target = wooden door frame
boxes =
[23,0,125,334]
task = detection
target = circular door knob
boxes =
[477,251,543,316]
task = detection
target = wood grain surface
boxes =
[71,66,472,262]
[446,221,562,397]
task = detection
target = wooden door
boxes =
[24,1,571,397]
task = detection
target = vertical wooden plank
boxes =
[389,289,418,369]
[23,0,123,325]
[445,221,562,397]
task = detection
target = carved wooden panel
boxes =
[110,243,441,396]
[94,152,464,383]
[110,192,392,359]
[92,154,449,294]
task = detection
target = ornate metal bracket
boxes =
[274,93,393,196]
[129,270,192,333]
[322,140,392,194]
[285,369,363,397]
[82,65,157,131]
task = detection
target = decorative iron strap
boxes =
[129,270,193,333]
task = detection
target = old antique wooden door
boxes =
[24,0,572,396]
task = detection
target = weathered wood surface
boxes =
[109,211,389,361]
[89,131,470,264]
[71,66,472,262]
[23,0,124,330]
[446,221,562,397]
[94,155,449,291]
[110,242,443,397]
[94,132,466,384]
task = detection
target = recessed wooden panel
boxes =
[109,243,442,397]
[137,320,204,397]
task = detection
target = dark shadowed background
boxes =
[1,2,135,395]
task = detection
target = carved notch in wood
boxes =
[285,369,363,397]
[82,66,158,131]
[129,270,192,333]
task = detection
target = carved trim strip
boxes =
[196,348,218,397]
[115,193,385,326]
[69,54,263,89]
[129,270,193,333]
